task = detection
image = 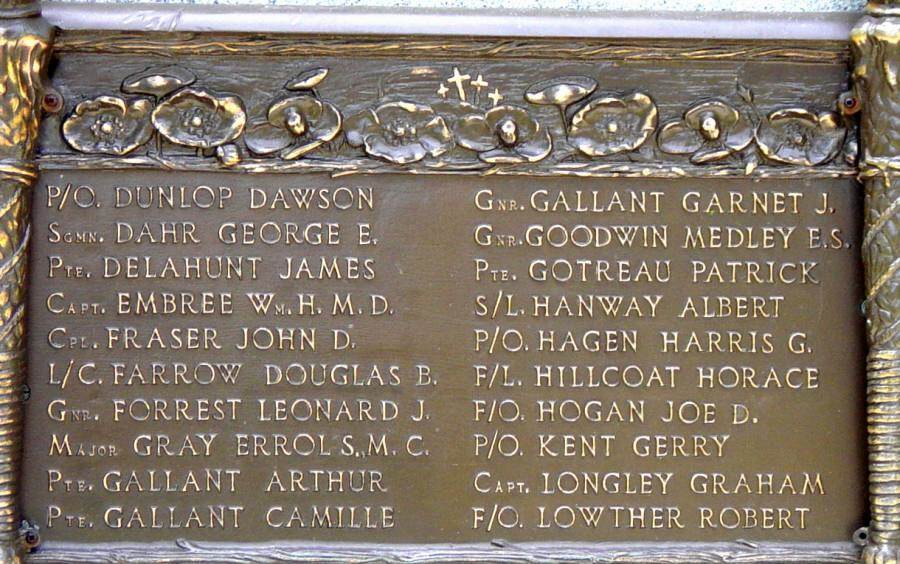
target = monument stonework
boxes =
[0,0,891,561]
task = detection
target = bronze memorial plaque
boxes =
[22,170,868,547]
[0,0,899,562]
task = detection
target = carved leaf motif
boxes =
[736,82,755,105]
[524,76,596,108]
[244,122,294,156]
[121,64,196,98]
[286,68,329,91]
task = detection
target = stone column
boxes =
[0,0,50,562]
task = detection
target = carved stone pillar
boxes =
[0,1,50,562]
[853,1,900,563]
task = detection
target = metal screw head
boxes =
[18,520,40,551]
[41,90,63,114]
[839,92,860,116]
[853,526,869,547]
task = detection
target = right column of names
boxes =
[467,181,857,538]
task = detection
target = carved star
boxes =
[488,88,504,107]
[437,83,450,99]
[447,67,471,102]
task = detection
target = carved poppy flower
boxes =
[152,88,246,149]
[657,99,753,164]
[62,95,153,155]
[567,92,658,157]
[345,101,452,164]
[454,105,552,163]
[245,95,342,159]
[755,108,846,166]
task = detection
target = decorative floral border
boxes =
[57,64,858,171]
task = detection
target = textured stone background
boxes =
[51,0,865,10]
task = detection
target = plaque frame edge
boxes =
[24,540,862,563]
[5,1,879,563]
[854,0,900,562]
[0,0,52,562]
[40,2,857,41]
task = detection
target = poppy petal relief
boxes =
[151,88,246,149]
[755,108,846,166]
[244,95,342,160]
[658,99,753,164]
[567,92,658,157]
[454,104,552,164]
[345,101,452,164]
[62,95,154,156]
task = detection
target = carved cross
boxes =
[447,67,470,101]
[470,74,488,103]
[488,88,503,107]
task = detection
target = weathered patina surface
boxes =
[0,1,884,563]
